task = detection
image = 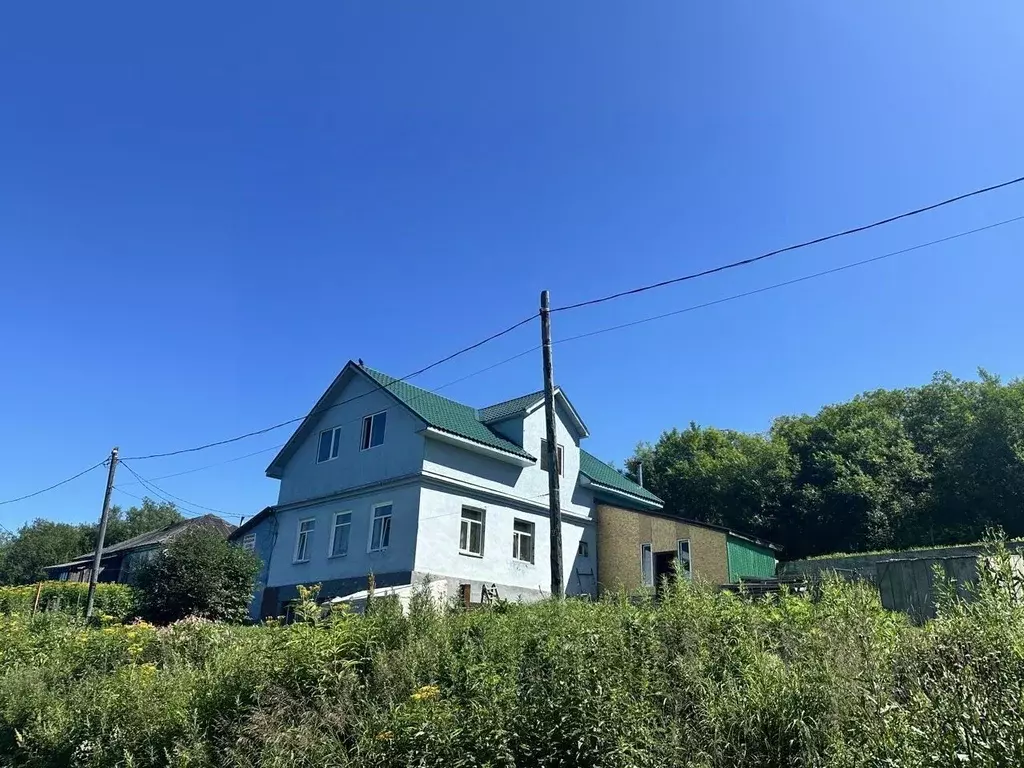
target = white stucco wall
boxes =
[276,372,427,506]
[422,399,592,518]
[414,486,596,598]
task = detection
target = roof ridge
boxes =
[480,388,545,412]
[360,365,477,414]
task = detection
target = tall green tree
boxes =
[0,498,184,585]
[0,519,92,584]
[627,369,1024,560]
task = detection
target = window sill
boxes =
[328,553,348,560]
[368,547,389,554]
[359,444,384,453]
[511,559,535,566]
[293,559,310,565]
[459,550,484,559]
[315,456,340,465]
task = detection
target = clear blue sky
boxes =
[2,3,1023,531]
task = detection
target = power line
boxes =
[554,214,1024,346]
[118,461,245,520]
[122,312,538,461]
[0,459,108,507]
[553,173,1024,313]
[117,347,542,488]
[117,443,287,485]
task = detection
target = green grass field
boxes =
[1,554,1022,767]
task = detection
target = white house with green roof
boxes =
[231,360,664,619]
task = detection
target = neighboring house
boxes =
[45,514,236,585]
[231,361,780,620]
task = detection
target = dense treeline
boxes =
[627,370,1024,559]
[0,499,182,585]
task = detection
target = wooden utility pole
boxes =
[540,290,564,598]
[85,447,118,619]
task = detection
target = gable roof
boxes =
[478,387,590,437]
[579,449,664,505]
[359,367,534,460]
[45,515,235,570]
[267,362,535,477]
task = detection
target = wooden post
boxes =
[31,582,42,616]
[540,291,564,598]
[86,447,118,619]
[460,583,471,609]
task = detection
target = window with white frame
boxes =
[459,507,485,556]
[317,426,343,463]
[330,511,352,557]
[241,533,256,553]
[578,540,589,558]
[294,519,315,562]
[539,439,564,476]
[677,539,692,579]
[640,543,654,587]
[512,519,534,563]
[360,411,387,450]
[369,503,392,551]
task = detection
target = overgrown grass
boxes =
[1,552,1022,767]
[0,581,137,620]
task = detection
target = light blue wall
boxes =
[488,416,524,447]
[276,371,427,505]
[239,515,278,621]
[266,482,421,591]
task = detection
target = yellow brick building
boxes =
[595,503,780,592]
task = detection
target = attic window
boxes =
[540,440,564,476]
[317,426,342,463]
[361,411,387,450]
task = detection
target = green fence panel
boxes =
[727,536,776,582]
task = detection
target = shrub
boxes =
[0,581,138,620]
[134,526,260,624]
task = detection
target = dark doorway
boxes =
[654,551,676,596]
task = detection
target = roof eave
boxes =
[421,427,535,466]
[580,474,664,509]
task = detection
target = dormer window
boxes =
[540,439,564,476]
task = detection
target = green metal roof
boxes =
[579,449,663,505]
[360,366,535,460]
[477,390,545,423]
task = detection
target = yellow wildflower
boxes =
[375,730,393,741]
[410,684,440,702]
